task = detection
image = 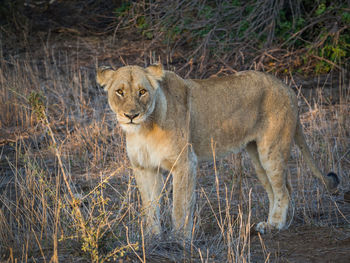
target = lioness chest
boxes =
[126,126,178,170]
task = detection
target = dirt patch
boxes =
[250,225,350,262]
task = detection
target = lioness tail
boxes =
[294,120,339,192]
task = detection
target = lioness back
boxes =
[186,71,298,160]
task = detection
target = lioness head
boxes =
[96,64,164,133]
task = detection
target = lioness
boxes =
[97,64,339,238]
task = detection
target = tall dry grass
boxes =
[0,45,349,262]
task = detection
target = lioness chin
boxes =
[97,64,339,238]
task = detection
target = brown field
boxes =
[1,29,350,263]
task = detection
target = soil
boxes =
[250,225,350,263]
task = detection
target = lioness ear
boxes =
[96,66,115,90]
[146,64,164,81]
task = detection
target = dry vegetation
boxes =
[0,0,350,262]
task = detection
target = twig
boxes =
[42,113,88,242]
[311,55,342,71]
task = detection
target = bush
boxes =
[116,0,349,75]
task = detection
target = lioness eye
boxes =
[139,89,147,96]
[116,89,124,96]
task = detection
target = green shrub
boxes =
[115,0,349,75]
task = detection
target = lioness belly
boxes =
[190,106,260,161]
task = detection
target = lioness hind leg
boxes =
[134,167,163,236]
[246,142,274,218]
[257,142,291,233]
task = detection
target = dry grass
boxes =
[0,44,349,262]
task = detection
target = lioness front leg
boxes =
[134,167,163,236]
[172,151,197,239]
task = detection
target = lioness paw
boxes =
[255,222,270,234]
[255,221,285,234]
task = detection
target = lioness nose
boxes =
[124,113,140,120]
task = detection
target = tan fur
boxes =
[97,64,338,238]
